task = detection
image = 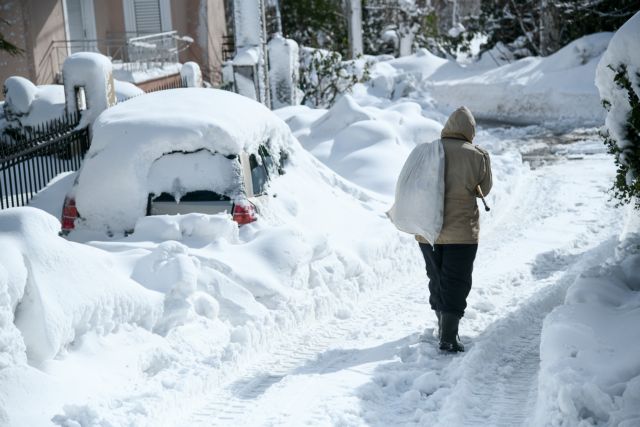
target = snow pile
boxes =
[3,76,37,115]
[277,95,442,198]
[535,209,640,426]
[595,11,640,174]
[0,207,162,363]
[75,88,292,232]
[24,128,421,425]
[2,77,65,128]
[363,33,613,124]
[114,80,143,102]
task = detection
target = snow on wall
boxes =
[62,52,117,127]
[595,12,640,156]
[268,35,300,109]
[0,208,163,363]
[75,88,293,233]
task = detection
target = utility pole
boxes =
[346,0,363,58]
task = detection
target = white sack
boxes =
[387,140,445,245]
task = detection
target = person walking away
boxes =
[416,106,492,352]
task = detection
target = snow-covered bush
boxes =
[299,47,370,108]
[596,12,640,208]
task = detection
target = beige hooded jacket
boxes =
[417,106,492,245]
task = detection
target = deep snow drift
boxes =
[535,208,640,426]
[0,29,637,427]
[0,92,423,425]
[360,33,613,125]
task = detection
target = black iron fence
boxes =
[0,111,89,209]
[0,78,191,211]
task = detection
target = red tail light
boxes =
[61,197,78,231]
[232,201,257,225]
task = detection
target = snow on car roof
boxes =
[90,88,290,156]
[75,88,294,233]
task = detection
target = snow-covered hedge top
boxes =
[596,11,640,151]
[75,88,294,233]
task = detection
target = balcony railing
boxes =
[39,31,192,84]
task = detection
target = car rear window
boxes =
[147,149,243,202]
[152,190,232,202]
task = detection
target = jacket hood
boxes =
[441,106,476,143]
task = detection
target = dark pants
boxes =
[419,243,478,319]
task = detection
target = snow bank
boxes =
[365,33,613,125]
[2,77,65,128]
[535,208,640,426]
[595,12,640,156]
[75,88,293,232]
[279,95,442,198]
[3,76,37,115]
[0,208,162,362]
[114,80,144,102]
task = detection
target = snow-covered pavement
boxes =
[183,133,621,426]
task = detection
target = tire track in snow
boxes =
[188,274,427,426]
[443,235,617,427]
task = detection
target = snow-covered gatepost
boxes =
[267,35,300,109]
[180,62,204,88]
[62,52,116,128]
[230,0,270,106]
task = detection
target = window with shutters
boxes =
[123,0,172,35]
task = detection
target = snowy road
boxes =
[185,135,621,426]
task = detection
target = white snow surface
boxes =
[361,33,614,125]
[3,76,38,115]
[0,208,162,365]
[535,208,640,426]
[2,95,422,424]
[0,34,637,427]
[276,95,443,198]
[2,78,65,128]
[596,12,640,153]
[75,88,292,232]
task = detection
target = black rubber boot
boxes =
[439,312,464,352]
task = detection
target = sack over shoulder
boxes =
[386,140,445,245]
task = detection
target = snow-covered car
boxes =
[61,88,292,234]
